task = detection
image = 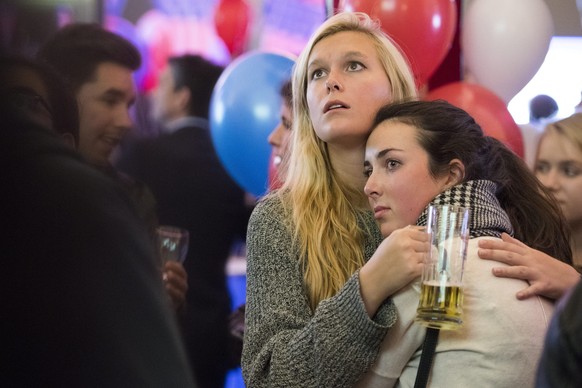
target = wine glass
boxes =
[155,225,189,265]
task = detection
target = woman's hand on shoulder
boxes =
[478,233,580,300]
[359,225,428,317]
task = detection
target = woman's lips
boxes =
[373,206,389,219]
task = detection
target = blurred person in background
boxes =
[478,113,582,301]
[0,92,196,388]
[267,78,293,189]
[534,113,582,271]
[520,94,559,169]
[37,23,188,312]
[116,54,252,388]
[0,55,78,146]
[535,277,582,387]
[228,76,295,368]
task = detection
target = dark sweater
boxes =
[1,118,196,387]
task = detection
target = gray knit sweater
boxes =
[241,194,398,387]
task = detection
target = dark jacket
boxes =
[536,279,582,388]
[117,119,251,388]
[1,116,196,387]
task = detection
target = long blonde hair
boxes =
[279,12,417,310]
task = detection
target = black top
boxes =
[536,279,582,387]
[0,115,196,387]
[117,120,252,388]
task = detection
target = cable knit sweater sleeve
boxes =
[241,195,398,388]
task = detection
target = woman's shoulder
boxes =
[255,192,284,208]
[248,193,291,232]
[466,237,553,313]
[251,192,288,219]
[246,193,297,262]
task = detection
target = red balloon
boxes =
[339,0,457,86]
[425,82,524,158]
[214,0,252,57]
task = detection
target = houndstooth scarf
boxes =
[416,180,514,238]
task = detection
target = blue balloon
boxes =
[210,51,295,197]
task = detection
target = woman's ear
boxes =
[446,158,465,187]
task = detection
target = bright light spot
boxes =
[508,37,582,124]
[213,99,224,124]
[254,104,271,121]
[381,0,397,12]
[432,14,442,29]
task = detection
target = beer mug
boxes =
[415,205,470,330]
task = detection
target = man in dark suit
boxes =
[0,97,196,388]
[37,22,188,311]
[117,54,251,388]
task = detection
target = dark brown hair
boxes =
[37,23,140,93]
[280,78,292,109]
[372,99,572,264]
[167,54,224,119]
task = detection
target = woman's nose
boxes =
[325,76,342,93]
[364,174,380,198]
[268,123,284,146]
[539,169,561,191]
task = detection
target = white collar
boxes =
[162,116,209,134]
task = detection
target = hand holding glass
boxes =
[155,226,189,265]
[415,205,470,330]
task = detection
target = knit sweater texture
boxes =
[242,194,396,387]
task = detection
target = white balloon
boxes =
[462,0,554,103]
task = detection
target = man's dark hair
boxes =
[529,94,558,122]
[167,55,224,119]
[36,23,141,93]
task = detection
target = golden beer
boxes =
[415,281,464,330]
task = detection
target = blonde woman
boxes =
[242,12,422,387]
[535,114,582,270]
[478,115,582,300]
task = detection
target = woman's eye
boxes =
[347,62,364,71]
[282,119,292,130]
[311,69,325,80]
[363,167,372,178]
[534,162,549,174]
[386,159,400,170]
[563,165,582,177]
